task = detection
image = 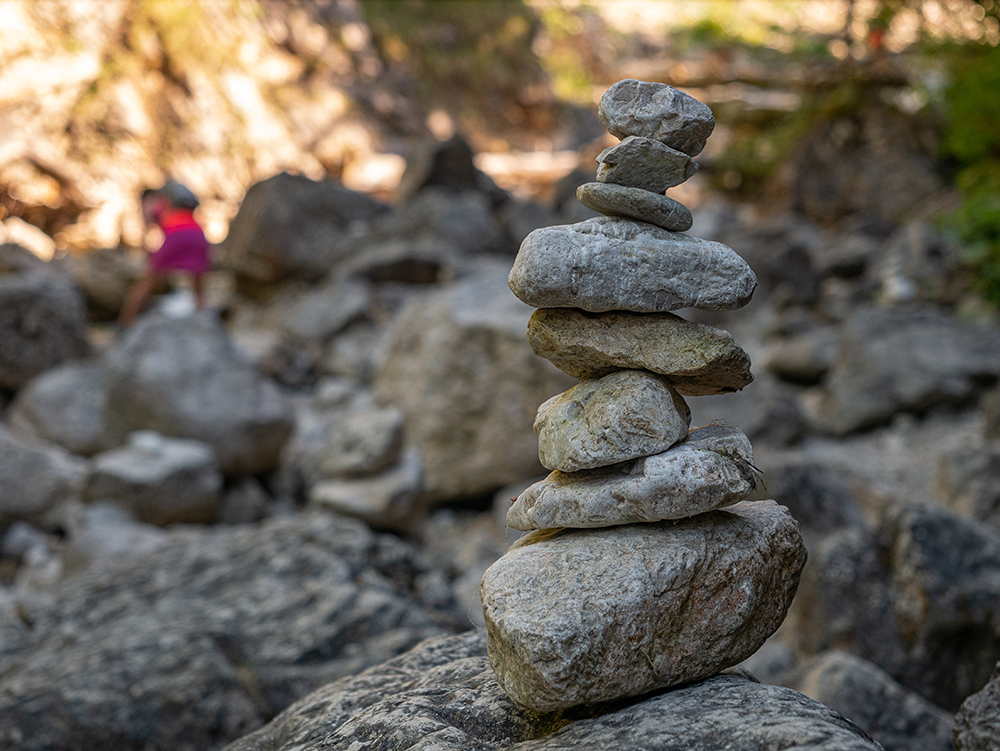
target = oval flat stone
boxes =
[577,182,693,231]
[508,217,756,313]
[527,308,753,395]
[534,370,690,473]
[508,424,755,530]
[596,136,698,193]
[481,499,807,711]
[598,79,715,156]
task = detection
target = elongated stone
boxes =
[534,370,690,473]
[577,182,692,231]
[509,217,756,313]
[527,308,753,395]
[598,79,715,156]
[481,500,808,711]
[508,424,755,530]
[596,136,698,193]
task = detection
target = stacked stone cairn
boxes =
[480,80,809,713]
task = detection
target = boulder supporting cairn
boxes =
[481,79,808,712]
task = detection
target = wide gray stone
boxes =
[482,500,807,711]
[596,135,698,193]
[784,651,954,751]
[598,79,715,156]
[508,425,757,530]
[223,630,883,751]
[319,405,405,478]
[84,431,223,526]
[527,307,753,395]
[0,512,464,751]
[104,313,295,475]
[576,182,693,231]
[954,662,1000,751]
[0,424,84,525]
[534,370,690,472]
[509,217,755,313]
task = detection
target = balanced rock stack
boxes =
[480,80,808,712]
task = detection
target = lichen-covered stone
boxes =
[534,370,690,473]
[526,308,753,395]
[598,79,715,156]
[509,217,755,313]
[482,500,807,711]
[576,183,692,232]
[596,136,698,193]
[508,424,756,530]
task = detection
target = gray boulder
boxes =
[218,172,390,290]
[0,424,84,526]
[598,79,716,156]
[534,370,690,472]
[595,135,698,193]
[509,217,756,313]
[266,279,371,343]
[527,307,753,394]
[483,500,806,711]
[936,445,1000,532]
[954,662,1000,751]
[104,313,295,475]
[817,307,1000,434]
[576,182,693,231]
[0,266,89,390]
[8,360,114,456]
[508,425,758,531]
[319,405,405,478]
[223,630,882,751]
[373,263,574,503]
[784,651,953,751]
[0,512,464,751]
[84,431,223,526]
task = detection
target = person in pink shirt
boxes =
[119,181,211,327]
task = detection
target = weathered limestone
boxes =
[527,308,753,395]
[508,425,756,531]
[534,370,690,472]
[598,79,716,156]
[577,182,693,231]
[509,217,756,313]
[482,501,807,710]
[596,136,698,193]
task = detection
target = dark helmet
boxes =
[162,180,200,210]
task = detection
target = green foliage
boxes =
[941,44,1000,304]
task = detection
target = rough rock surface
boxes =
[0,424,84,525]
[217,171,390,289]
[0,267,89,390]
[817,306,1000,434]
[0,512,464,751]
[83,431,223,526]
[576,182,693,231]
[954,662,1000,751]
[595,136,698,193]
[8,360,113,456]
[508,425,757,530]
[598,79,716,156]
[319,405,405,478]
[935,445,1000,532]
[509,217,756,313]
[483,500,806,710]
[104,313,295,475]
[784,651,954,751]
[534,370,690,472]
[373,263,574,503]
[527,307,753,394]
[224,630,881,751]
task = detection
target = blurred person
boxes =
[119,181,210,327]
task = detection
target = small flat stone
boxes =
[534,370,690,473]
[509,217,756,313]
[599,79,715,156]
[596,136,698,192]
[508,424,756,530]
[577,182,692,231]
[527,308,753,395]
[481,499,807,711]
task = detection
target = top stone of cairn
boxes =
[599,79,715,157]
